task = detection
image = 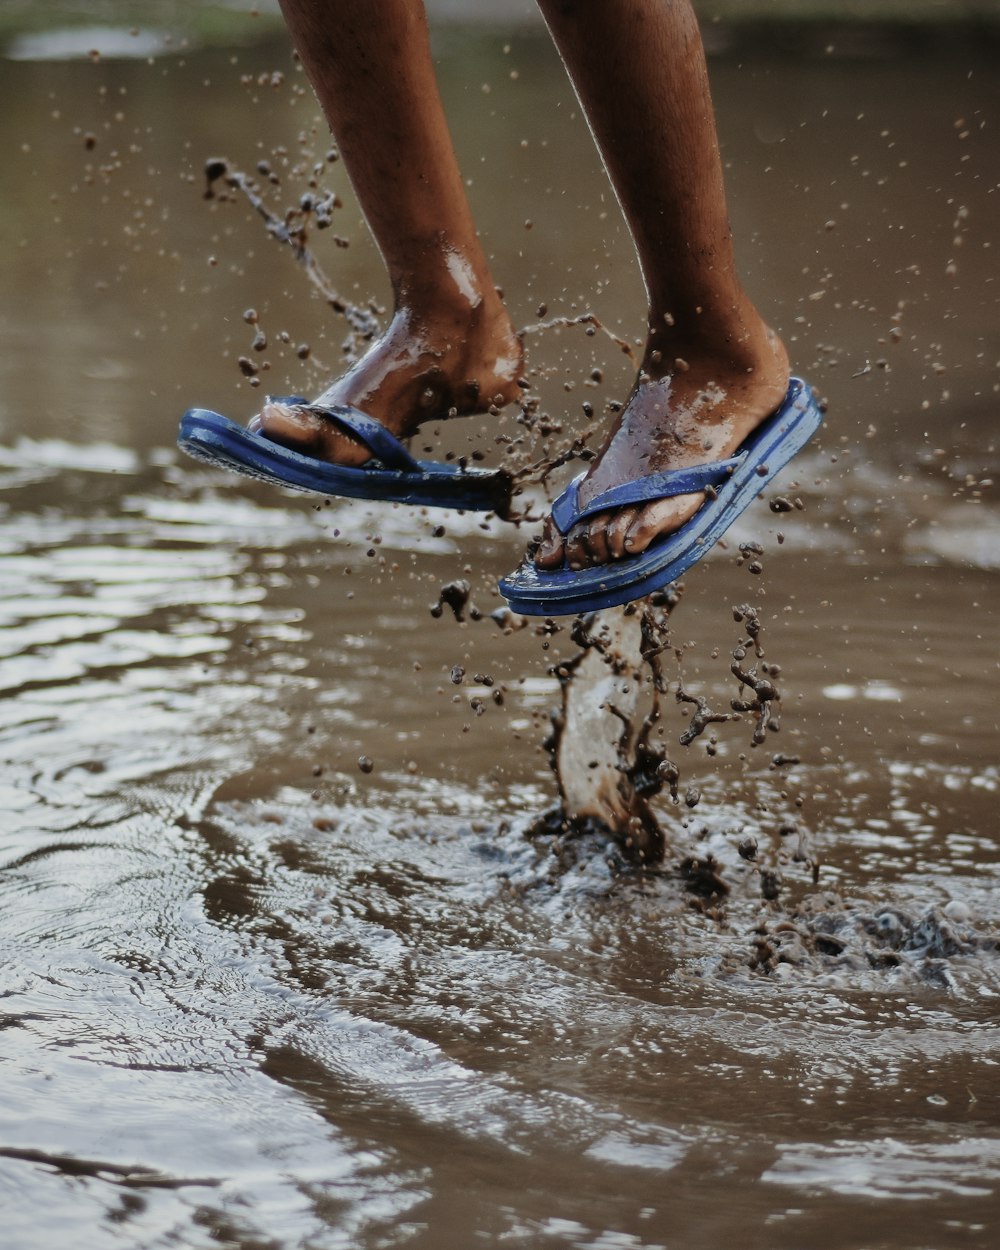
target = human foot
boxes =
[251,295,524,467]
[534,327,790,570]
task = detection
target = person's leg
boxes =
[257,0,523,466]
[533,0,789,569]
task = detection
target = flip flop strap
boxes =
[551,454,746,535]
[302,403,420,472]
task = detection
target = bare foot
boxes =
[252,293,524,466]
[535,324,790,570]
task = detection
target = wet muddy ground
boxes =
[2,17,1000,1250]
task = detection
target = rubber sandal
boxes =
[498,377,823,616]
[177,398,512,515]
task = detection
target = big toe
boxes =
[253,402,321,452]
[252,403,369,467]
[534,516,566,569]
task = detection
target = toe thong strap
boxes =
[550,454,745,535]
[301,403,420,472]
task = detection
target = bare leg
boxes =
[533,0,789,569]
[256,0,524,466]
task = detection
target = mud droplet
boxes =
[204,157,228,197]
[431,580,474,622]
[357,755,374,774]
[760,868,782,901]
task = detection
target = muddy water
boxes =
[2,19,1000,1250]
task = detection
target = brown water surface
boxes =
[1,19,999,1250]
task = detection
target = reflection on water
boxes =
[1,15,1000,1250]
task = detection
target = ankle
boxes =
[394,242,507,323]
[396,291,523,395]
[641,312,787,386]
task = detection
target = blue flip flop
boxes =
[498,377,822,617]
[177,398,513,515]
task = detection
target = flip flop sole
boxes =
[178,409,511,514]
[499,378,822,616]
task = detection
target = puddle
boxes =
[6,26,179,62]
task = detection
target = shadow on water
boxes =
[1,13,1000,1250]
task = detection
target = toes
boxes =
[584,514,612,566]
[536,497,699,571]
[534,516,566,569]
[534,516,611,569]
[255,403,370,466]
[564,526,592,571]
[255,403,321,453]
[606,507,638,560]
[624,492,702,555]
[563,515,615,568]
[535,508,641,570]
